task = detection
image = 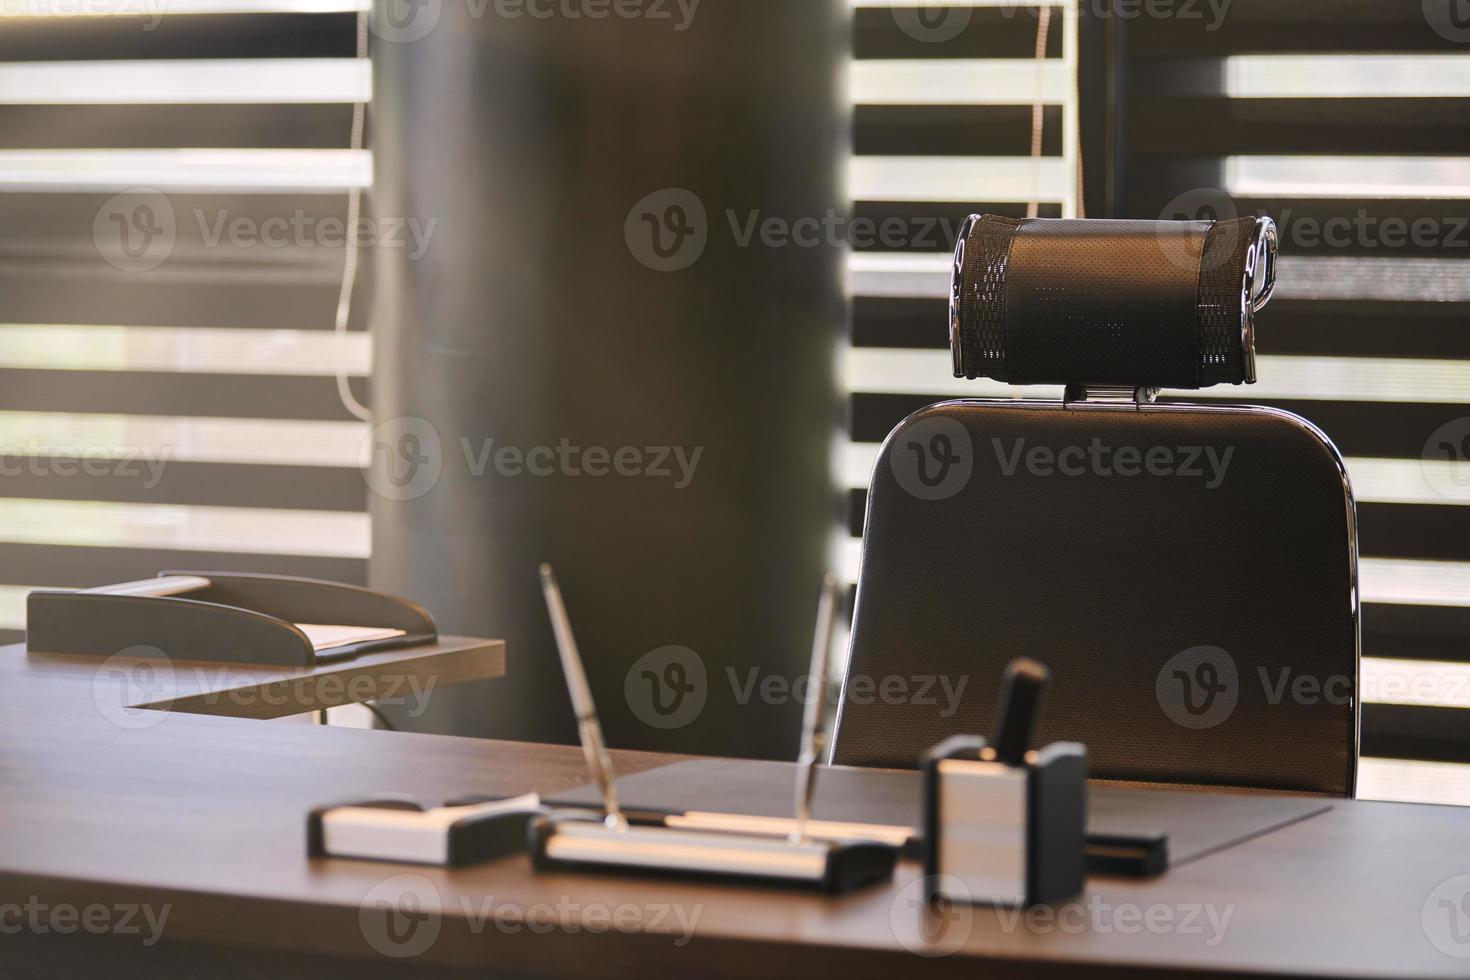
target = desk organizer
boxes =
[27,572,438,665]
[526,565,898,895]
[923,734,1087,908]
[308,794,545,866]
[529,813,898,894]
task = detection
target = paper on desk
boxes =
[295,624,408,652]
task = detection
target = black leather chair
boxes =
[831,215,1359,797]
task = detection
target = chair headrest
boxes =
[949,215,1277,390]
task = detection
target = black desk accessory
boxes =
[922,658,1087,907]
[529,566,897,894]
[308,794,545,866]
[27,571,438,665]
[951,214,1277,388]
[477,797,915,853]
[1085,831,1169,877]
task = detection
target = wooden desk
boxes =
[1,641,1467,979]
[24,635,505,720]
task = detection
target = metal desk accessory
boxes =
[923,658,1088,907]
[529,565,898,893]
[308,792,546,867]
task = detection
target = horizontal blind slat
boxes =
[0,277,345,329]
[856,105,1062,157]
[0,542,364,589]
[0,104,355,150]
[0,148,370,193]
[849,392,1470,462]
[0,10,358,62]
[0,325,369,375]
[0,59,368,104]
[0,372,368,421]
[853,59,1069,106]
[0,498,367,558]
[0,6,371,616]
[853,4,1062,61]
[844,347,1470,405]
[0,460,365,512]
[0,412,364,466]
[1128,97,1470,156]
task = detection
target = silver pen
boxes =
[539,563,627,831]
[790,573,839,844]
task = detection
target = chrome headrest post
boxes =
[1063,385,1160,408]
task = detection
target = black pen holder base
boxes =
[530,812,897,894]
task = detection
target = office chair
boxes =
[831,215,1359,796]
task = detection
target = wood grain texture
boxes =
[21,636,504,719]
[1,642,1468,978]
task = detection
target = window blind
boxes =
[0,1,371,643]
[843,0,1080,608]
[844,1,1470,803]
[1119,0,1470,804]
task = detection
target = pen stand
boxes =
[923,735,1087,907]
[529,811,898,894]
[27,571,438,666]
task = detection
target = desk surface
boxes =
[25,635,505,719]
[2,641,1468,979]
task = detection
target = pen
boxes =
[992,656,1049,767]
[539,563,627,831]
[790,573,839,844]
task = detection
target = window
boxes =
[1119,0,1470,803]
[845,0,1080,557]
[843,1,1080,623]
[0,1,372,642]
[846,0,1470,803]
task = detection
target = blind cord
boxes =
[334,9,373,423]
[336,3,1078,418]
[1072,7,1086,219]
[1026,4,1052,220]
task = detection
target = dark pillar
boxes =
[369,0,848,758]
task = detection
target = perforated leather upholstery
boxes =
[952,215,1258,387]
[831,400,1358,796]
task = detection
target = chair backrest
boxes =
[830,215,1359,796]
